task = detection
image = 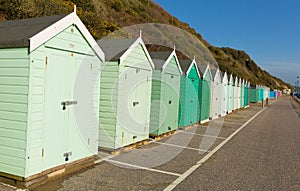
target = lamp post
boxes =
[297,76,300,96]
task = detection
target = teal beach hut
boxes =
[98,36,154,150]
[178,59,200,127]
[250,84,260,103]
[244,81,250,107]
[227,74,234,113]
[240,79,245,108]
[258,85,264,102]
[0,12,104,182]
[149,50,182,136]
[198,64,211,124]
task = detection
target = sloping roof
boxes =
[197,64,207,74]
[0,14,66,48]
[98,38,136,61]
[149,52,171,70]
[0,12,105,60]
[211,68,218,78]
[179,59,192,75]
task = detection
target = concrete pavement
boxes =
[1,97,299,190]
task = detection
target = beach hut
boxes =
[198,64,211,124]
[264,86,270,100]
[149,50,182,136]
[178,59,200,127]
[244,81,250,107]
[233,76,239,110]
[258,85,264,102]
[269,90,276,98]
[221,72,228,116]
[240,79,245,108]
[98,36,154,150]
[227,74,234,113]
[250,84,260,103]
[237,78,241,109]
[0,12,104,182]
[210,68,222,120]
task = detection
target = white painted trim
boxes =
[29,12,105,61]
[119,36,155,69]
[213,68,221,83]
[186,59,201,78]
[202,64,212,81]
[228,74,233,85]
[161,50,183,75]
[234,76,238,86]
[222,71,228,84]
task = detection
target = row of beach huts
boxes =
[0,12,281,186]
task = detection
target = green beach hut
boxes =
[0,12,104,182]
[98,36,154,150]
[149,50,182,136]
[178,59,200,127]
[250,84,260,103]
[198,64,211,124]
[227,74,234,113]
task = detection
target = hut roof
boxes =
[0,14,66,48]
[98,38,137,61]
[149,52,172,70]
[0,12,105,60]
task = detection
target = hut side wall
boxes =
[0,48,30,177]
[159,56,181,134]
[199,74,210,122]
[99,61,119,149]
[149,70,162,135]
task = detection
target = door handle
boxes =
[61,101,77,110]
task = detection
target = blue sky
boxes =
[153,0,300,86]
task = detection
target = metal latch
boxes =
[63,152,72,161]
[61,101,77,110]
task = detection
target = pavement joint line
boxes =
[95,155,115,164]
[178,131,227,140]
[104,159,182,177]
[155,141,210,152]
[225,128,238,131]
[163,101,276,191]
[221,121,245,125]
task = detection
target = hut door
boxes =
[43,53,75,170]
[121,67,150,141]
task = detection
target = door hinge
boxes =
[42,148,44,158]
[45,57,48,66]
